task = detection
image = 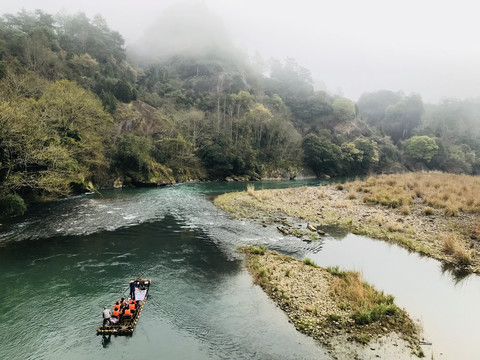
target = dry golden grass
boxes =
[254,190,274,202]
[335,200,350,208]
[215,172,480,273]
[246,184,274,202]
[439,232,473,265]
[400,205,411,215]
[471,221,480,239]
[348,190,357,199]
[373,213,385,225]
[423,206,434,215]
[387,222,403,232]
[350,172,480,215]
[326,268,410,332]
[330,271,379,312]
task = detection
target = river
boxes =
[0,180,479,359]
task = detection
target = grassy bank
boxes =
[243,246,422,357]
[215,173,480,273]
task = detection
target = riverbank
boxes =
[243,246,423,359]
[215,172,480,273]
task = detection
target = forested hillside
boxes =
[1,8,479,216]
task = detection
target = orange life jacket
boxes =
[114,303,120,310]
[112,309,120,316]
[124,309,132,316]
[129,303,135,310]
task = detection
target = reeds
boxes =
[350,172,480,215]
[246,184,274,202]
[439,232,473,265]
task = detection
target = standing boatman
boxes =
[129,280,136,300]
[102,306,112,329]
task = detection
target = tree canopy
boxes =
[1,10,480,217]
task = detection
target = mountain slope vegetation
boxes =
[1,8,479,216]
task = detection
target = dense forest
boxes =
[1,8,480,216]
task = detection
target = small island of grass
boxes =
[243,246,423,358]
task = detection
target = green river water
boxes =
[0,180,479,359]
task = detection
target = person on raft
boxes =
[102,306,112,328]
[129,281,136,300]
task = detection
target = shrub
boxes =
[423,206,434,215]
[387,222,403,232]
[440,233,473,265]
[326,266,349,278]
[385,294,395,305]
[249,244,266,255]
[247,184,255,196]
[352,303,400,325]
[352,311,372,325]
[444,204,460,217]
[304,258,317,266]
[0,194,26,216]
[400,205,411,215]
[328,314,341,322]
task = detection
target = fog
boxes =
[4,0,479,103]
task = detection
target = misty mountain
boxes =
[130,2,234,62]
[1,7,480,217]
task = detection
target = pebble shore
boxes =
[243,248,424,359]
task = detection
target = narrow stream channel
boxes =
[0,181,478,359]
[309,230,480,359]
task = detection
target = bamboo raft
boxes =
[97,278,151,336]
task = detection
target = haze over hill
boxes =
[1,1,480,217]
[3,0,479,103]
[129,2,234,61]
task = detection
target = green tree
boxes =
[113,132,174,184]
[0,97,80,200]
[199,137,234,178]
[290,91,334,133]
[353,137,379,172]
[113,80,135,103]
[357,90,402,126]
[333,98,356,124]
[302,133,343,176]
[245,103,273,146]
[37,79,113,175]
[383,95,424,143]
[404,136,438,163]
